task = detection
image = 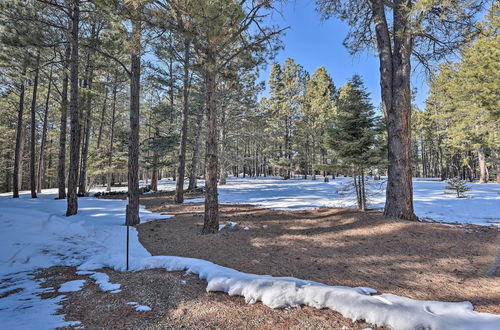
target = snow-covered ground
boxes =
[0,194,171,329]
[5,176,498,226]
[215,176,500,227]
[1,184,500,329]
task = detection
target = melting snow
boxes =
[58,280,86,293]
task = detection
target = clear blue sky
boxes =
[258,0,429,109]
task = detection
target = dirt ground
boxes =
[52,191,499,329]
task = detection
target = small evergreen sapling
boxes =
[445,178,471,198]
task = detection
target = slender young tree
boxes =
[13,63,27,198]
[174,37,192,203]
[29,51,41,199]
[57,45,70,199]
[188,108,204,190]
[37,66,52,194]
[66,0,81,216]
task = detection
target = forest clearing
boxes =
[1,0,499,329]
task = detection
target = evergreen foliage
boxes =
[445,177,471,198]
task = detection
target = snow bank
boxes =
[131,256,500,330]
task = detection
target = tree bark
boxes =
[202,49,219,234]
[151,148,158,191]
[4,151,11,193]
[361,171,366,211]
[372,0,417,221]
[174,39,191,203]
[126,1,141,226]
[478,150,488,183]
[96,82,109,149]
[495,156,500,184]
[57,45,70,199]
[30,51,41,199]
[13,64,27,198]
[219,105,227,185]
[107,83,117,192]
[37,66,52,193]
[188,109,203,191]
[78,62,94,195]
[66,0,81,216]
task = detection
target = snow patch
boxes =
[127,301,151,312]
[90,272,120,292]
[58,280,86,293]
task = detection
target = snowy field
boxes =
[6,176,498,226]
[214,176,500,227]
[1,180,500,329]
[93,176,499,226]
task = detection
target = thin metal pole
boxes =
[126,224,129,271]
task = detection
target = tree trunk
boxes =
[361,171,366,211]
[57,45,71,199]
[188,110,203,191]
[372,0,417,221]
[96,82,109,149]
[219,105,227,185]
[495,155,500,184]
[37,67,52,193]
[478,150,488,183]
[175,39,191,203]
[30,51,40,199]
[66,0,81,216]
[107,82,117,192]
[4,151,11,193]
[284,116,290,179]
[202,50,219,234]
[13,64,27,198]
[78,63,94,196]
[354,174,361,209]
[126,2,141,226]
[151,148,158,191]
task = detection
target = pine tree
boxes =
[301,66,336,179]
[445,178,471,198]
[326,75,383,210]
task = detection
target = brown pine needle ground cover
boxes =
[52,191,498,329]
[133,193,499,315]
[41,266,377,329]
